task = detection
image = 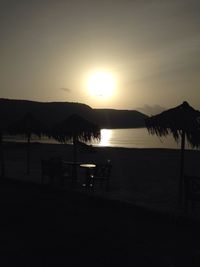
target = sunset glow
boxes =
[87,71,115,99]
[0,1,200,110]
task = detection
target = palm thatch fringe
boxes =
[145,101,200,205]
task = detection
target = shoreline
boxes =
[3,127,189,150]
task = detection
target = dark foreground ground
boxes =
[0,179,200,266]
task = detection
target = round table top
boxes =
[80,163,96,168]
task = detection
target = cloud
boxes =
[60,87,71,93]
[137,104,166,116]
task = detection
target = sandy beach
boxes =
[0,142,200,265]
[2,141,200,214]
[0,177,198,266]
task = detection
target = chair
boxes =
[41,157,62,184]
[91,161,112,190]
[41,157,74,185]
[61,162,76,186]
[184,175,200,211]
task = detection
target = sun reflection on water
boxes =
[98,129,112,147]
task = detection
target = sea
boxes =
[94,128,193,149]
[4,128,195,150]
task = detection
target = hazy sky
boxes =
[0,0,200,112]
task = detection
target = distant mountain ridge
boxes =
[0,98,148,130]
[93,108,148,128]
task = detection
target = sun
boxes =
[87,71,115,99]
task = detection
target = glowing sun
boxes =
[87,71,115,99]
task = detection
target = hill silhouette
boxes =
[0,98,148,130]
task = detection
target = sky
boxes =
[0,0,200,114]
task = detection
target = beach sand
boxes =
[2,142,200,214]
[0,177,200,266]
[1,142,200,266]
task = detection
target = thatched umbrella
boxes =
[0,112,7,178]
[145,101,200,203]
[0,131,5,178]
[51,114,101,178]
[8,112,46,175]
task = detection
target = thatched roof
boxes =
[51,114,101,143]
[145,101,200,148]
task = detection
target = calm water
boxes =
[5,128,194,149]
[95,128,182,149]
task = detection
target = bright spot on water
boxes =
[99,129,112,147]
